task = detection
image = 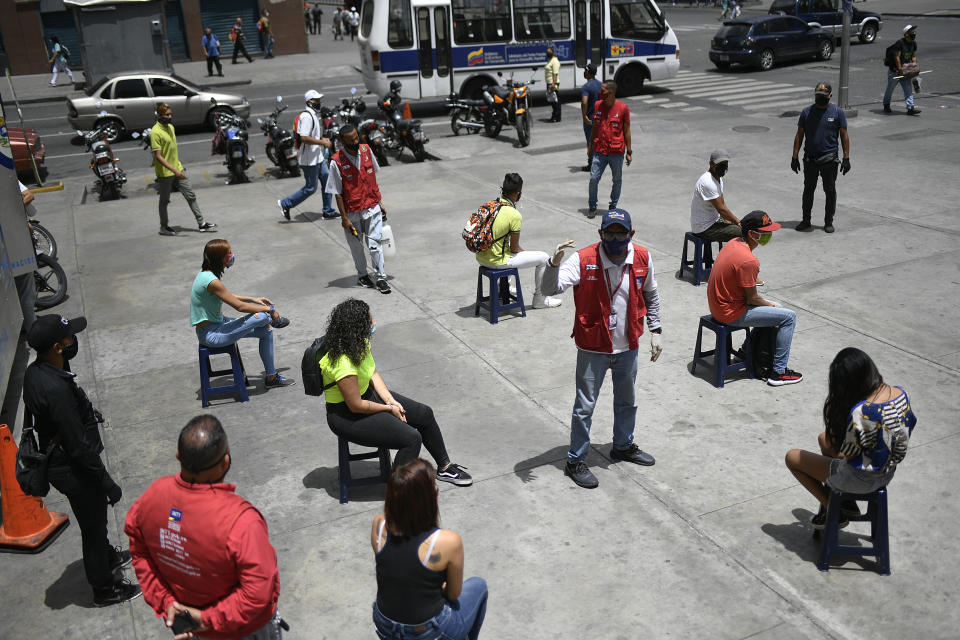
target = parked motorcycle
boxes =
[339,88,388,166]
[446,93,487,136]
[377,87,428,162]
[211,112,254,184]
[258,96,300,177]
[78,126,127,200]
[482,69,537,147]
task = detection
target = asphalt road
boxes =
[19,8,959,185]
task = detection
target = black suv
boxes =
[769,0,882,44]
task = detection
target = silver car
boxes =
[66,71,250,143]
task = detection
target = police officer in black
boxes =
[22,315,141,607]
[790,82,851,234]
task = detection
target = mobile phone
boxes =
[171,611,198,635]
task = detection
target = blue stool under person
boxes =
[816,487,890,575]
[337,437,392,504]
[679,232,724,286]
[198,343,249,408]
[475,266,526,324]
[692,314,753,388]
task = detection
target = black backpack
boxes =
[15,409,61,497]
[60,44,71,60]
[884,41,899,69]
[749,327,778,379]
[301,336,336,396]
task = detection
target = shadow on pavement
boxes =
[302,465,386,503]
[513,444,614,484]
[761,507,883,572]
[45,559,95,609]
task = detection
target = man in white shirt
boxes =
[690,149,741,242]
[278,90,336,220]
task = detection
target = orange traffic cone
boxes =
[0,424,70,553]
[402,101,413,120]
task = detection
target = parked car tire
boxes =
[758,49,776,71]
[818,39,834,61]
[207,106,236,130]
[94,117,124,144]
[858,22,878,44]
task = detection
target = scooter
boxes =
[79,126,127,200]
[446,93,487,136]
[482,69,537,147]
[377,89,429,162]
[211,112,254,184]
[258,96,300,177]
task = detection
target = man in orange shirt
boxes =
[706,210,802,386]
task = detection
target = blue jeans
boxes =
[883,68,914,109]
[588,153,624,210]
[196,314,276,376]
[281,163,336,214]
[569,348,638,462]
[372,577,488,640]
[726,304,797,373]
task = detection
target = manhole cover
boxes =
[732,125,770,133]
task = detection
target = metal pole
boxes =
[838,0,852,111]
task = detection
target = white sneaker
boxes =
[509,284,518,297]
[532,295,562,309]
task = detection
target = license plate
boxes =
[99,166,115,174]
[718,54,729,61]
[232,150,244,158]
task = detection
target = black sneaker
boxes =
[610,443,655,466]
[198,221,218,233]
[321,211,340,219]
[811,505,848,531]
[437,463,472,486]
[265,374,296,388]
[906,107,921,116]
[358,275,375,289]
[270,315,290,329]
[564,461,598,489]
[109,547,132,573]
[882,104,892,113]
[795,220,812,232]
[93,579,142,607]
[587,208,598,219]
[768,369,803,387]
[581,165,591,172]
[277,199,290,220]
[159,226,178,236]
[824,224,835,234]
[376,279,392,294]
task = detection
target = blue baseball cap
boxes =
[601,208,632,231]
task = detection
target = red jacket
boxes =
[124,475,280,639]
[333,144,382,212]
[571,243,649,353]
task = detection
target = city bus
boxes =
[357,0,679,99]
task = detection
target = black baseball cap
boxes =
[585,63,597,76]
[27,314,87,353]
[740,210,781,235]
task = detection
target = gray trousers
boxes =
[695,220,741,242]
[157,175,204,228]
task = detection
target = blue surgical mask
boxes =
[602,237,630,256]
[370,324,376,336]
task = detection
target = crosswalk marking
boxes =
[656,78,760,92]
[659,102,689,108]
[707,86,810,101]
[679,82,791,98]
[743,98,808,111]
[640,97,671,103]
[681,106,707,111]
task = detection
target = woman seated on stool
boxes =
[371,458,487,640]
[320,298,472,486]
[785,347,916,530]
[191,238,295,388]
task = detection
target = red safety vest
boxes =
[332,144,381,212]
[571,243,649,353]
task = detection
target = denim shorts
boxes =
[826,459,895,494]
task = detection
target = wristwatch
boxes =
[626,149,633,154]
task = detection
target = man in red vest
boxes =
[325,124,392,294]
[541,209,663,489]
[124,415,283,639]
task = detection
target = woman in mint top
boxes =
[320,298,472,486]
[191,239,294,388]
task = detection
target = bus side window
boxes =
[388,0,414,48]
[452,0,510,44]
[513,0,571,41]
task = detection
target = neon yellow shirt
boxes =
[319,342,375,404]
[475,200,521,267]
[150,122,182,178]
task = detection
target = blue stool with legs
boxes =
[692,315,753,388]
[817,487,890,575]
[337,437,392,504]
[198,343,249,408]
[679,232,724,286]
[475,266,525,324]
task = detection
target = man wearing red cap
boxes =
[707,211,802,386]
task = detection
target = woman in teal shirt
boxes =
[321,298,471,485]
[191,239,294,388]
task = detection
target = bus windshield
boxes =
[609,0,664,40]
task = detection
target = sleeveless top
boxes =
[375,524,446,624]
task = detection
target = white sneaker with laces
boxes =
[532,295,562,309]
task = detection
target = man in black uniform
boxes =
[22,315,141,607]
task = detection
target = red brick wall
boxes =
[0,3,49,75]
[261,0,308,56]
[180,0,207,62]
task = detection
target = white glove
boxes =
[551,239,575,267]
[650,332,662,362]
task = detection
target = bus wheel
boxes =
[460,78,492,101]
[615,66,646,97]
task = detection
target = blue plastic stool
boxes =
[198,344,249,408]
[475,266,525,324]
[692,315,753,388]
[337,437,392,504]
[817,487,890,575]
[679,232,724,286]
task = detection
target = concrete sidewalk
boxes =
[1,42,959,640]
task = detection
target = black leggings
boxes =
[326,389,450,468]
[802,158,838,223]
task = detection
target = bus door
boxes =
[413,3,454,98]
[574,0,588,69]
[589,0,604,77]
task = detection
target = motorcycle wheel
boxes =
[229,161,248,184]
[373,144,389,167]
[287,163,301,177]
[266,146,279,166]
[103,182,120,201]
[484,112,503,138]
[450,113,462,136]
[412,140,426,163]
[30,222,58,260]
[516,111,532,147]
[34,254,68,310]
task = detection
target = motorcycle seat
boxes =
[458,98,486,107]
[486,85,511,99]
[395,118,422,131]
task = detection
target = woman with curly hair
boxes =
[320,298,472,486]
[785,347,916,529]
[191,239,295,388]
[371,459,487,640]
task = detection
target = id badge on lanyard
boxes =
[605,265,628,330]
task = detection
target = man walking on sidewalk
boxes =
[151,103,217,236]
[883,24,921,116]
[278,90,337,221]
[230,17,254,64]
[201,28,223,77]
[588,82,632,218]
[579,64,601,171]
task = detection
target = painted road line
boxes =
[680,83,793,98]
[681,106,708,111]
[657,78,765,92]
[743,98,808,110]
[658,102,689,108]
[643,98,671,104]
[718,90,812,106]
[710,86,810,101]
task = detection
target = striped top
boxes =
[840,387,916,473]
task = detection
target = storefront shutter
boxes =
[166,2,190,61]
[41,10,83,68]
[199,0,262,56]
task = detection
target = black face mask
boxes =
[343,143,360,155]
[158,115,173,125]
[62,337,79,361]
[714,165,728,178]
[815,95,830,107]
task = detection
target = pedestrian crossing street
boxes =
[669,22,720,33]
[627,69,815,113]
